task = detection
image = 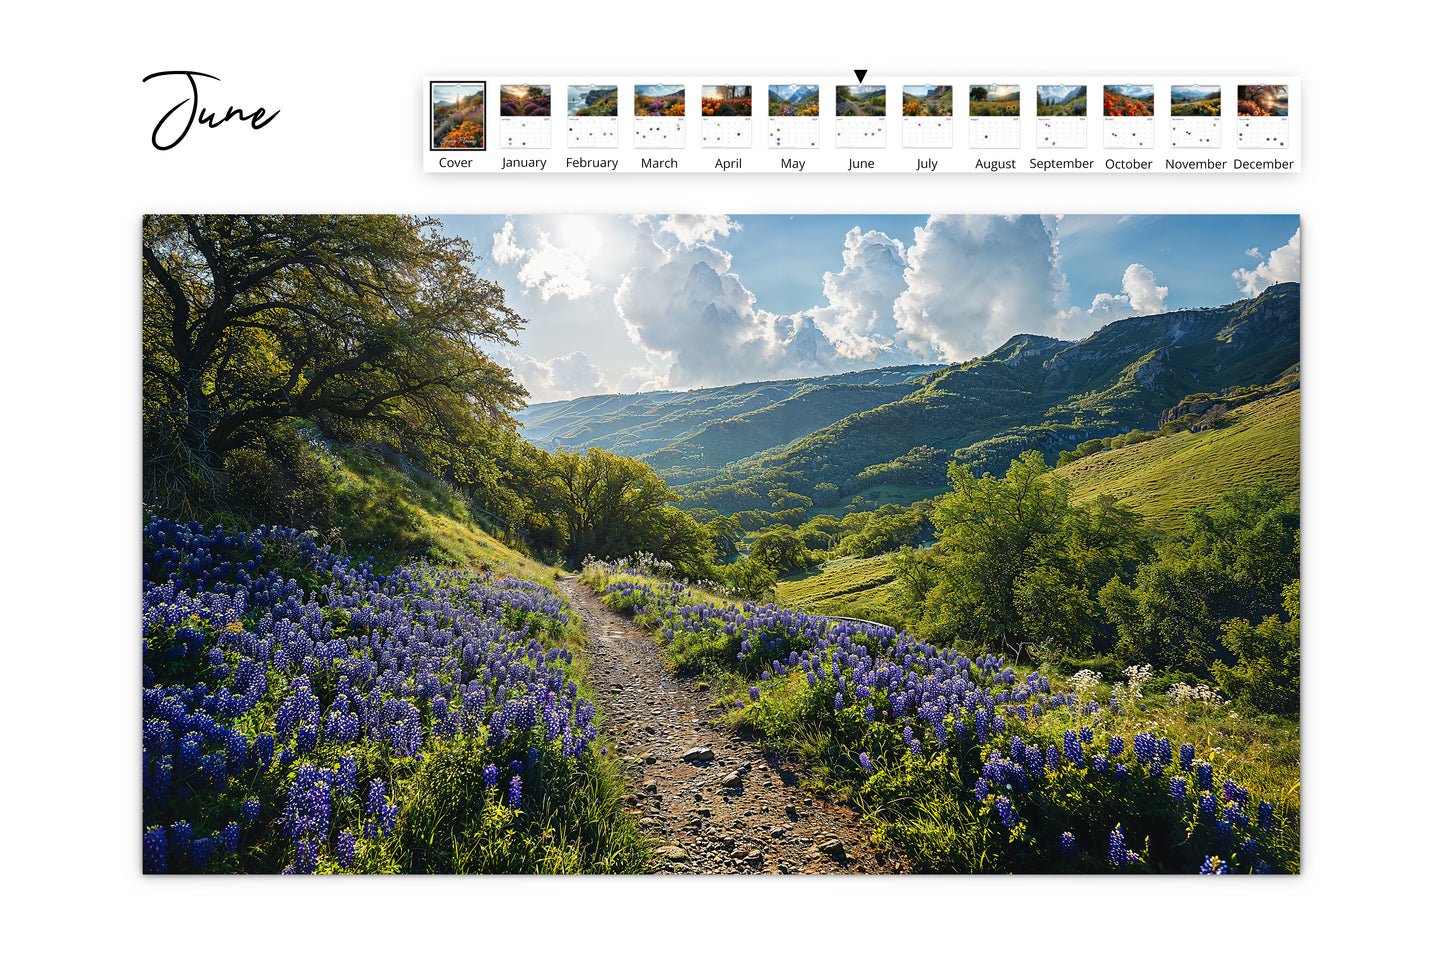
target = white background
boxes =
[5,2,1437,958]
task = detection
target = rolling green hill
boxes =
[677,283,1299,516]
[778,377,1300,618]
[518,365,941,466]
[1059,385,1299,530]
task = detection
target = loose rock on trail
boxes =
[557,576,909,875]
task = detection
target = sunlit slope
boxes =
[1058,388,1299,530]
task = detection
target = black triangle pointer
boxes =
[854,69,867,83]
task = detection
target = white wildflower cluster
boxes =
[1166,681,1224,706]
[1112,664,1154,703]
[1068,669,1103,693]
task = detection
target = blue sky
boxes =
[439,214,1301,403]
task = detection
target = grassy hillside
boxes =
[1059,389,1299,530]
[519,365,941,465]
[777,383,1299,616]
[648,382,919,473]
[776,555,896,609]
[292,440,555,580]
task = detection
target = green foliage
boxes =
[835,504,928,559]
[722,556,778,601]
[1102,484,1300,673]
[530,446,716,575]
[1212,580,1300,713]
[746,526,811,574]
[396,738,646,873]
[912,452,1149,655]
[143,215,526,487]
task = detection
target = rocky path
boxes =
[558,576,908,875]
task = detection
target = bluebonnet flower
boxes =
[749,687,760,702]
[1133,732,1156,765]
[1258,801,1276,833]
[1199,856,1228,875]
[1108,827,1132,866]
[242,797,260,822]
[1093,753,1107,773]
[508,774,523,808]
[169,820,194,857]
[973,778,989,802]
[191,835,216,868]
[143,827,167,874]
[484,764,499,790]
[1196,763,1214,792]
[1179,743,1194,769]
[1080,726,1094,744]
[1109,735,1124,757]
[859,752,873,773]
[220,822,239,854]
[1060,831,1076,859]
[290,837,319,874]
[994,795,1017,829]
[1170,776,1186,800]
[1063,730,1084,767]
[337,830,356,869]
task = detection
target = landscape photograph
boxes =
[902,85,952,116]
[142,213,1301,876]
[568,85,618,116]
[837,85,886,116]
[1172,85,1222,116]
[969,85,1021,116]
[1239,85,1288,116]
[635,84,685,116]
[500,84,550,117]
[1038,84,1087,116]
[1104,85,1155,116]
[430,83,485,149]
[702,85,751,116]
[769,84,819,116]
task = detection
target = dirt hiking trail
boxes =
[558,576,910,875]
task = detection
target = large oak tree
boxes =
[143,215,527,474]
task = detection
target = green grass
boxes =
[1058,390,1299,530]
[777,555,895,606]
[328,448,556,580]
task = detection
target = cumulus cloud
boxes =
[656,215,741,247]
[1074,263,1170,325]
[811,227,911,360]
[1233,228,1301,295]
[893,215,1069,361]
[612,230,913,388]
[490,219,605,301]
[501,349,609,403]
